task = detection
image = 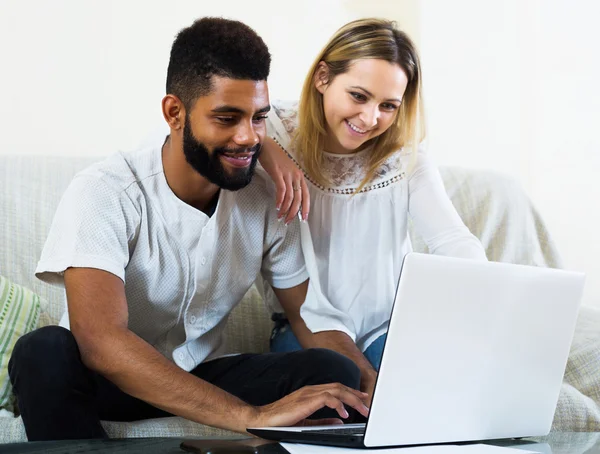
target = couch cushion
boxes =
[0,415,26,443]
[0,275,41,413]
[552,305,600,430]
[101,416,237,439]
[0,155,101,324]
[221,286,271,355]
[0,414,237,444]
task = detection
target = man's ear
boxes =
[162,94,186,131]
[313,61,330,94]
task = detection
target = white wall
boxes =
[530,0,600,309]
[1,0,598,307]
[419,0,537,180]
[419,0,600,308]
[0,0,356,156]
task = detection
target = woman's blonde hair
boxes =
[294,18,425,191]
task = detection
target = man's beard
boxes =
[182,117,261,191]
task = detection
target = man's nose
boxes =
[233,120,260,148]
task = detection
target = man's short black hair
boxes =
[166,17,271,109]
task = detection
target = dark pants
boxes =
[8,326,361,441]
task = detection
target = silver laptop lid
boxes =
[365,253,585,447]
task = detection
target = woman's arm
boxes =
[259,137,310,224]
[273,282,378,407]
[407,151,487,260]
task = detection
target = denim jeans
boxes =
[9,325,361,441]
[270,315,387,371]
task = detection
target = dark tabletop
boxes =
[1,432,599,454]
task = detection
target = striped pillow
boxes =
[0,275,41,414]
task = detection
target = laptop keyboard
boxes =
[300,427,366,436]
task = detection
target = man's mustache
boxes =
[215,143,262,156]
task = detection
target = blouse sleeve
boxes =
[407,148,488,260]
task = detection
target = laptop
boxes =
[247,253,585,448]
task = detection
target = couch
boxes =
[1,154,599,443]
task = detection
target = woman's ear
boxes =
[313,61,330,94]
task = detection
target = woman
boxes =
[259,18,487,403]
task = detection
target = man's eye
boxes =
[350,92,367,102]
[253,115,268,123]
[216,117,235,124]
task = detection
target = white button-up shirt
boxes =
[36,138,308,370]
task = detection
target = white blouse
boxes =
[266,101,487,352]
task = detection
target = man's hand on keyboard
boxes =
[249,382,370,429]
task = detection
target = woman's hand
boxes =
[259,137,310,224]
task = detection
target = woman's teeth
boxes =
[346,120,366,134]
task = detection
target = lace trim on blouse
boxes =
[272,137,405,195]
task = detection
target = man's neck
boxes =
[161,135,220,214]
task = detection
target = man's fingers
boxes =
[321,392,349,419]
[316,383,370,405]
[342,391,370,417]
[259,384,369,429]
[291,391,349,422]
[345,386,370,400]
[300,418,344,427]
[321,385,370,417]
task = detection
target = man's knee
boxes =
[296,348,361,390]
[9,326,80,391]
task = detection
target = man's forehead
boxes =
[201,77,270,113]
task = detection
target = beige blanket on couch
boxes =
[0,155,598,441]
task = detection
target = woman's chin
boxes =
[341,138,369,153]
[327,128,370,154]
[329,136,362,154]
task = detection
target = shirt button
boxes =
[178,352,185,361]
[201,257,207,265]
[189,315,196,324]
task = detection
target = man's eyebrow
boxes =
[350,86,402,103]
[211,106,244,114]
[211,105,271,114]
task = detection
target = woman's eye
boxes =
[350,92,367,102]
[381,103,399,111]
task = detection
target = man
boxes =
[8,17,368,441]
